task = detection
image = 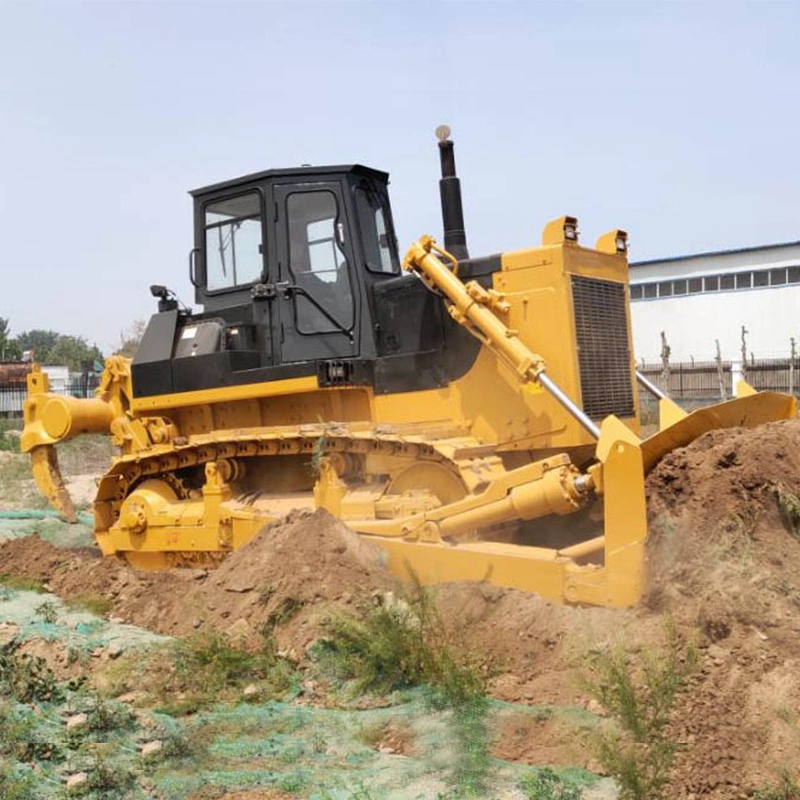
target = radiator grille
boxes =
[571,276,635,419]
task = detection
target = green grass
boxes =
[66,593,113,617]
[0,574,47,593]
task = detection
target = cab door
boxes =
[274,183,360,363]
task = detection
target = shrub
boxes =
[582,623,696,800]
[519,767,582,800]
[0,645,59,703]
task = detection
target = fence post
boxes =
[715,340,725,399]
[791,338,797,396]
[660,331,671,395]
[740,325,749,384]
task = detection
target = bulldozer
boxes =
[20,127,797,607]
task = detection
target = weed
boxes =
[34,599,59,624]
[87,695,134,733]
[0,702,57,762]
[0,644,60,702]
[582,623,697,800]
[753,771,800,800]
[0,575,46,593]
[0,420,21,453]
[0,763,35,800]
[66,594,112,617]
[109,632,296,714]
[161,728,201,760]
[777,487,800,540]
[519,767,582,800]
[86,751,135,798]
[278,771,307,792]
[263,596,304,631]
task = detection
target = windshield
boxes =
[204,192,263,291]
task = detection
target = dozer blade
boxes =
[29,445,77,523]
[642,391,798,473]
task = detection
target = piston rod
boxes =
[538,372,601,439]
[635,370,667,400]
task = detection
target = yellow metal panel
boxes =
[130,376,320,413]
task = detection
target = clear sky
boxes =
[1,0,799,354]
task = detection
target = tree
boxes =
[0,318,21,361]
[116,319,148,358]
[13,330,60,360]
[44,335,104,372]
[11,329,103,371]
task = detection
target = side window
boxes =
[204,192,263,291]
[354,186,399,274]
[287,191,354,332]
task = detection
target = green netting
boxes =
[0,513,94,548]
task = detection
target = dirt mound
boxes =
[0,510,394,656]
[641,419,800,797]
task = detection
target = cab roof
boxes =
[190,164,389,197]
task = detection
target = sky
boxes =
[1,0,799,354]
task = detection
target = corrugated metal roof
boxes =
[631,240,800,268]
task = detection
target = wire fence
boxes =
[0,374,101,417]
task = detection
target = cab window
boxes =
[354,186,399,274]
[204,192,263,291]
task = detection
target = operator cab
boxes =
[132,146,490,400]
[192,164,400,365]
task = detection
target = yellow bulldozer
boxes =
[20,128,797,607]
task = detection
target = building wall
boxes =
[629,243,800,362]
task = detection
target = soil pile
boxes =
[643,419,800,797]
[0,510,393,655]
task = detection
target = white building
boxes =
[629,241,800,363]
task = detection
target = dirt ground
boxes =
[4,420,800,797]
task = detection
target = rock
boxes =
[117,692,140,704]
[192,618,203,629]
[587,698,606,716]
[140,740,163,757]
[109,616,125,625]
[66,772,89,790]
[0,621,21,646]
[225,582,255,593]
[243,684,259,698]
[378,745,396,755]
[586,758,608,776]
[707,644,729,661]
[65,713,88,730]
[107,641,124,659]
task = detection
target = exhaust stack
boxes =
[435,125,469,260]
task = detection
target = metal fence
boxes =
[639,358,800,399]
[0,374,101,417]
